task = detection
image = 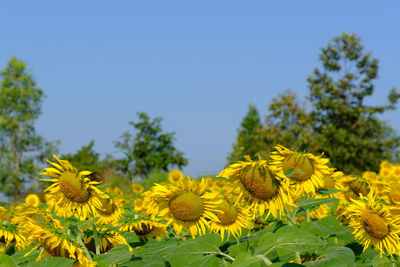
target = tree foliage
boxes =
[308,32,400,173]
[230,33,400,173]
[228,103,266,163]
[115,112,187,178]
[0,57,56,196]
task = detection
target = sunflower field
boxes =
[1,145,400,267]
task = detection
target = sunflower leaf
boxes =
[23,257,74,267]
[164,234,224,267]
[0,254,17,267]
[296,198,339,211]
[254,225,326,262]
[93,245,132,265]
[303,246,355,266]
[284,168,295,178]
[316,188,343,195]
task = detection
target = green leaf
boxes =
[296,198,339,211]
[121,255,166,267]
[300,216,353,242]
[164,234,224,267]
[254,225,326,262]
[284,168,295,178]
[24,257,74,267]
[0,254,17,267]
[93,245,132,265]
[304,247,355,267]
[231,253,268,267]
[135,237,179,257]
[316,188,343,195]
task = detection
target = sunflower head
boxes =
[210,197,251,240]
[24,194,41,208]
[168,170,184,184]
[270,145,330,196]
[347,191,400,256]
[132,183,144,195]
[151,176,221,238]
[218,155,293,218]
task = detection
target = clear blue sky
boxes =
[1,1,399,175]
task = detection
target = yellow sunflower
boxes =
[25,194,41,207]
[381,182,400,206]
[151,176,221,238]
[168,170,184,184]
[95,197,123,226]
[24,219,94,266]
[391,165,400,180]
[380,160,392,171]
[210,197,251,240]
[270,145,330,196]
[84,232,132,254]
[337,175,372,201]
[0,222,27,251]
[120,219,167,240]
[347,192,400,256]
[40,155,108,220]
[132,183,144,195]
[217,156,293,219]
[379,168,392,181]
[133,198,146,214]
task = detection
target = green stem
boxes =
[77,237,92,261]
[94,230,101,255]
[219,252,235,261]
[296,251,301,264]
[306,209,311,222]
[254,255,273,265]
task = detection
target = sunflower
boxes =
[133,198,146,214]
[151,176,221,238]
[381,182,400,206]
[391,165,400,180]
[380,160,392,171]
[25,194,41,207]
[210,197,251,240]
[337,175,372,201]
[217,156,293,219]
[95,197,123,226]
[132,183,144,195]
[24,219,93,266]
[379,168,392,180]
[40,155,108,220]
[347,192,400,256]
[0,222,27,251]
[120,219,167,240]
[270,145,330,196]
[83,232,132,254]
[168,170,184,184]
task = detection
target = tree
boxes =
[0,57,53,196]
[307,32,400,173]
[228,103,266,163]
[115,112,187,178]
[263,90,316,154]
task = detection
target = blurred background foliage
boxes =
[0,32,399,198]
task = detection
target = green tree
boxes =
[0,57,54,196]
[263,90,315,154]
[115,112,187,178]
[308,32,400,173]
[228,103,266,163]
